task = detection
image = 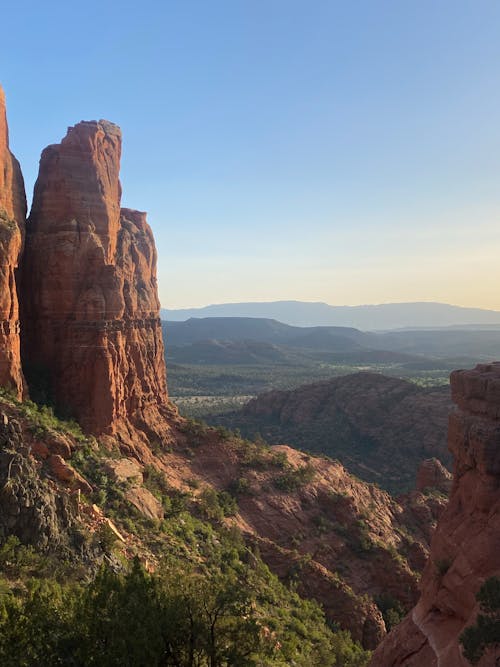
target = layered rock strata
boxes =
[22,120,174,457]
[370,362,500,666]
[0,86,27,397]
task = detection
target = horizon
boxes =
[3,1,500,310]
[160,298,500,312]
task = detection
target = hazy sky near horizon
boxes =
[2,1,500,309]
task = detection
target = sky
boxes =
[2,0,500,309]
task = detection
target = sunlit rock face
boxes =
[0,85,27,398]
[370,362,500,667]
[22,119,175,459]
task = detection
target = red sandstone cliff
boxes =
[370,362,500,666]
[22,120,175,458]
[0,85,27,397]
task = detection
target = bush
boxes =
[375,593,406,631]
[198,488,238,521]
[228,477,252,496]
[460,576,500,663]
[274,464,315,492]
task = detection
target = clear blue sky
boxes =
[2,0,500,308]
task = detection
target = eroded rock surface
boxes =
[370,362,500,666]
[215,373,452,493]
[0,86,27,397]
[0,412,76,549]
[22,120,176,458]
[416,457,452,495]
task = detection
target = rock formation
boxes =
[0,85,27,397]
[0,412,76,549]
[370,362,500,666]
[416,457,452,495]
[214,373,452,493]
[22,120,175,458]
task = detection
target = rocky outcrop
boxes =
[0,412,76,549]
[214,373,452,493]
[47,454,93,495]
[125,486,164,521]
[370,362,500,666]
[0,85,27,398]
[22,120,176,458]
[416,457,452,495]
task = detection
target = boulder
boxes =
[48,454,93,496]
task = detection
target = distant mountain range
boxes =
[162,317,500,365]
[161,301,500,330]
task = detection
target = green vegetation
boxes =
[0,537,370,666]
[168,361,450,421]
[349,520,376,556]
[274,463,315,492]
[198,487,238,520]
[0,396,371,664]
[0,386,86,441]
[460,576,500,664]
[375,593,406,632]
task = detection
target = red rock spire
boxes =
[0,84,27,397]
[23,120,174,458]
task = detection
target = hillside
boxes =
[0,388,447,657]
[210,373,452,494]
[163,317,500,362]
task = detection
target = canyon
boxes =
[0,82,499,664]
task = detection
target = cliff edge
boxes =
[0,85,27,397]
[370,362,500,666]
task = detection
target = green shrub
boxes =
[274,464,315,491]
[460,576,500,664]
[375,593,406,631]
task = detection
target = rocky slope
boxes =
[213,373,452,493]
[0,86,27,398]
[182,436,449,648]
[0,386,447,651]
[22,120,176,459]
[370,362,500,666]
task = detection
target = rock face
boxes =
[214,373,452,493]
[370,362,500,666]
[0,85,27,397]
[0,412,76,549]
[416,457,452,495]
[22,120,174,458]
